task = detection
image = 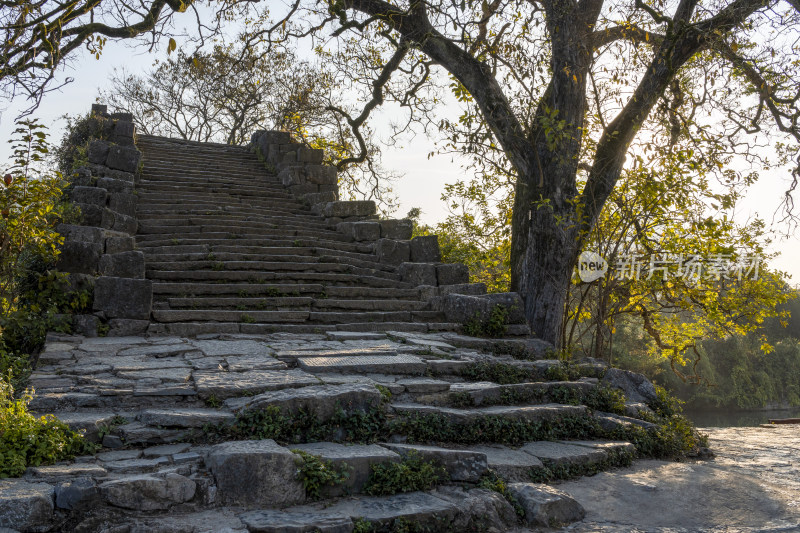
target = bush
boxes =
[0,377,94,478]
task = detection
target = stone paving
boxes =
[0,330,647,532]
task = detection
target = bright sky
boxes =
[1,31,799,284]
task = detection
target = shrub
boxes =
[0,377,94,478]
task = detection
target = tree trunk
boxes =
[516,200,581,345]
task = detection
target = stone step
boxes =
[150,282,421,299]
[135,214,330,230]
[162,297,429,312]
[144,261,399,281]
[152,309,312,323]
[391,402,588,426]
[142,251,394,272]
[146,270,409,289]
[136,224,345,239]
[418,379,597,407]
[296,353,428,375]
[136,237,373,254]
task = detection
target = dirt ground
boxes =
[557,425,800,532]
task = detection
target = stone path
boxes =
[0,330,653,532]
[561,425,800,532]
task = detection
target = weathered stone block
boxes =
[227,384,382,423]
[399,263,437,286]
[351,221,381,242]
[442,292,526,325]
[305,165,337,185]
[0,480,54,532]
[318,183,339,194]
[107,318,150,337]
[71,185,107,206]
[112,120,135,139]
[601,368,658,404]
[289,184,319,197]
[72,314,99,337]
[382,443,488,482]
[105,236,135,254]
[101,209,137,234]
[410,235,441,262]
[88,140,110,165]
[57,241,102,274]
[297,146,325,164]
[376,239,410,264]
[91,103,108,115]
[92,276,152,320]
[105,145,141,173]
[69,166,93,186]
[107,193,137,217]
[97,177,134,194]
[292,443,400,497]
[279,166,305,186]
[109,112,134,122]
[55,478,100,511]
[206,440,305,507]
[303,191,338,206]
[437,263,470,286]
[507,483,585,527]
[240,510,352,533]
[439,283,487,296]
[322,201,376,218]
[56,223,103,244]
[99,473,195,511]
[77,203,104,226]
[98,251,145,278]
[380,219,413,240]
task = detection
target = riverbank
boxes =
[559,425,800,532]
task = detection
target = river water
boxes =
[684,407,800,428]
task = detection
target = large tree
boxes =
[2,0,799,345]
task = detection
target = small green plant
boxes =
[375,384,392,402]
[292,449,351,500]
[240,313,256,324]
[352,518,375,533]
[478,472,525,518]
[170,238,180,245]
[1,377,96,477]
[462,305,509,338]
[292,239,302,247]
[204,394,222,408]
[364,451,447,496]
[211,261,225,271]
[96,323,110,337]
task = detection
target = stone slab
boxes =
[225,384,380,422]
[304,491,459,529]
[381,443,488,482]
[206,440,305,507]
[239,510,352,533]
[507,482,585,527]
[297,355,426,375]
[467,445,544,482]
[292,443,400,497]
[0,481,54,532]
[137,408,235,428]
[520,441,607,467]
[99,473,195,510]
[193,368,319,400]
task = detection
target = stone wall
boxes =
[56,104,151,337]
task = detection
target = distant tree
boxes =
[2,0,799,345]
[101,41,400,212]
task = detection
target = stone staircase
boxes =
[0,133,674,532]
[3,328,665,532]
[135,135,470,337]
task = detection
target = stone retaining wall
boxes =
[56,104,152,337]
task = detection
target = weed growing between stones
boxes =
[364,451,448,496]
[478,471,525,518]
[292,449,351,500]
[462,304,509,338]
[0,379,97,477]
[198,404,388,445]
[96,415,128,442]
[545,361,583,381]
[393,412,598,446]
[456,361,540,384]
[529,447,636,483]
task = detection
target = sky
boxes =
[2,24,799,285]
